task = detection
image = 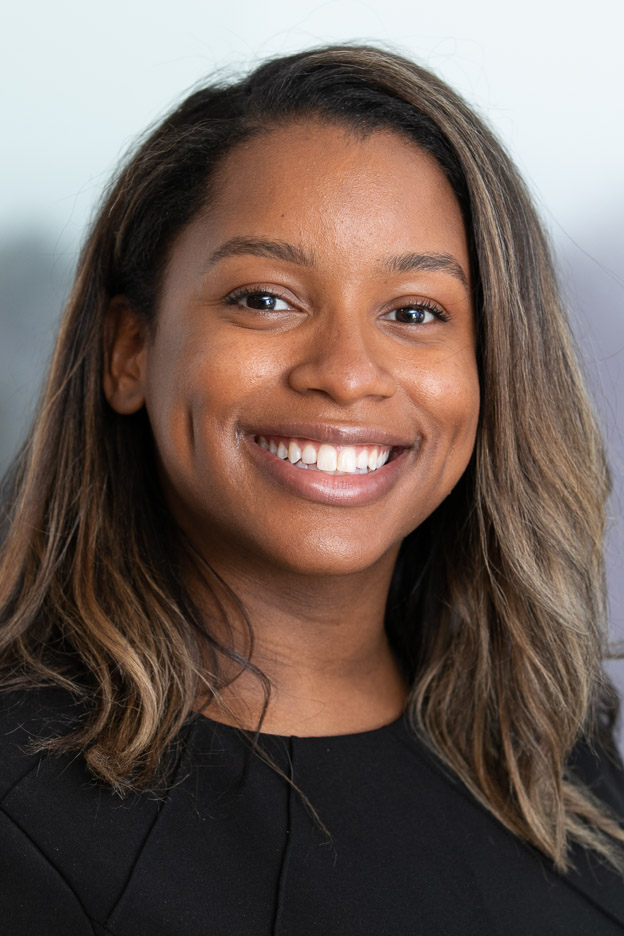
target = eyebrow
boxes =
[205,236,468,288]
[205,236,315,268]
[382,251,468,287]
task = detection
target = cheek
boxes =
[444,359,480,440]
[144,336,212,492]
[186,328,285,409]
[410,349,480,465]
[144,330,276,483]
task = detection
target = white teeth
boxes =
[337,446,357,473]
[317,444,338,472]
[288,440,302,464]
[356,449,369,471]
[301,444,317,465]
[260,435,392,475]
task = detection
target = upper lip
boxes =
[246,422,416,448]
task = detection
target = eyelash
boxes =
[224,287,291,311]
[386,299,451,324]
[223,287,450,323]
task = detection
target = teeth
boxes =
[288,440,302,464]
[259,435,393,476]
[317,444,337,472]
[337,446,357,473]
[356,449,369,471]
[301,444,317,465]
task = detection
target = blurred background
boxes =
[1,1,623,729]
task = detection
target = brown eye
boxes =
[226,289,291,312]
[396,307,427,324]
[225,290,293,312]
[385,305,437,324]
[244,292,281,310]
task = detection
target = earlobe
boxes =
[103,296,148,415]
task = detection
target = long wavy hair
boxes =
[1,44,622,874]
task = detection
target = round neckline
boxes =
[195,710,407,742]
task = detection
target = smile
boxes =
[249,429,413,507]
[257,435,391,475]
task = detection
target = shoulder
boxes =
[558,731,624,929]
[0,688,103,932]
[566,729,624,817]
[0,687,163,931]
[0,686,86,797]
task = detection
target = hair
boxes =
[1,44,623,875]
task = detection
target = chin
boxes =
[261,531,400,578]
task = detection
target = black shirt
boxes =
[1,689,624,934]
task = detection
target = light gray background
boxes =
[2,0,622,734]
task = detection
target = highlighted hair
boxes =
[1,45,622,873]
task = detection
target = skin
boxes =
[104,120,480,736]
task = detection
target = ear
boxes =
[103,296,149,414]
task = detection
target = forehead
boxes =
[197,120,469,275]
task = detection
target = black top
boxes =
[1,689,624,935]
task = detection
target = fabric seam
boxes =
[271,735,295,936]
[0,805,99,934]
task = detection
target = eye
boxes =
[225,289,293,312]
[382,301,448,325]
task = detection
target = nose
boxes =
[287,316,397,405]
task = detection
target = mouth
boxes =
[255,434,397,476]
[248,427,414,507]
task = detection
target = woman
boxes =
[1,45,623,934]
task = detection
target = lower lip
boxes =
[247,439,413,506]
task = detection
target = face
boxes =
[106,121,480,579]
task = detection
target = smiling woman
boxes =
[112,124,478,582]
[1,45,623,935]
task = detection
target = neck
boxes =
[190,545,407,736]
